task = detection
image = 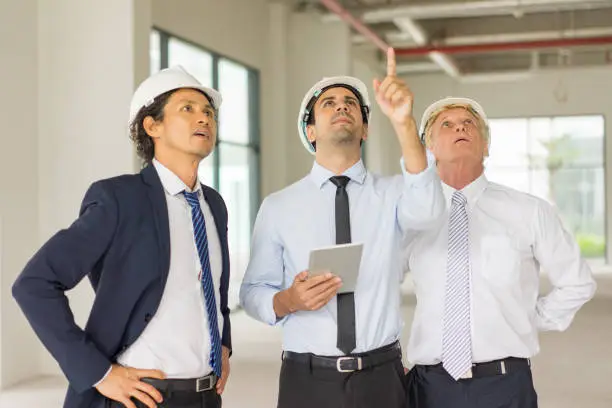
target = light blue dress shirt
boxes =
[240,158,444,355]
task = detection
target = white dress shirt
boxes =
[240,159,445,355]
[116,159,223,378]
[404,174,597,366]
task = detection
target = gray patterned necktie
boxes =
[442,191,473,380]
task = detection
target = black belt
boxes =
[142,373,218,393]
[423,357,530,379]
[282,341,402,373]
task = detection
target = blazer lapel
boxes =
[201,185,227,243]
[141,165,171,284]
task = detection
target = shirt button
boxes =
[144,313,152,323]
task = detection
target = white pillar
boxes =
[0,0,41,388]
[286,12,352,183]
[262,2,290,196]
[1,0,153,382]
[36,0,152,377]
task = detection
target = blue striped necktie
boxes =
[442,191,472,380]
[183,190,222,377]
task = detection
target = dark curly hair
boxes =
[129,89,175,165]
[129,88,215,165]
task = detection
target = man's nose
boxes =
[335,103,349,113]
[197,113,209,125]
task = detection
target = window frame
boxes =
[486,113,607,261]
[152,26,261,229]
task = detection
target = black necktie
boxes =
[329,175,356,355]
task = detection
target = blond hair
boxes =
[422,104,489,147]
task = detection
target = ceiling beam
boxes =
[395,62,442,74]
[353,26,612,49]
[458,70,535,83]
[394,35,612,56]
[392,16,461,77]
[443,27,612,46]
[324,0,612,23]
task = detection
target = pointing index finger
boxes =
[386,47,396,77]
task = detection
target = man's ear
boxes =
[143,116,161,140]
[361,124,368,142]
[306,124,316,144]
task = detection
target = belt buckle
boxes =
[336,356,362,373]
[196,376,215,392]
[460,367,473,379]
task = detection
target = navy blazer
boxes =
[12,165,231,408]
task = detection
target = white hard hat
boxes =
[129,65,222,125]
[418,97,488,142]
[297,76,371,155]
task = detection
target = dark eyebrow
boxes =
[319,95,359,105]
[179,99,212,109]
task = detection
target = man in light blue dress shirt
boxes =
[240,49,445,408]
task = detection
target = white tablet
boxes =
[308,242,364,293]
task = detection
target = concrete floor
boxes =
[2,274,611,408]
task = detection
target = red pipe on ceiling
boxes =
[319,0,389,52]
[395,35,612,56]
[319,0,612,57]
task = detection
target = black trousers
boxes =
[405,363,538,408]
[278,355,406,408]
[106,389,221,408]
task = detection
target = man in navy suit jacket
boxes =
[12,66,232,408]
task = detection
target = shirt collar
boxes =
[442,172,488,209]
[309,159,367,189]
[152,159,202,196]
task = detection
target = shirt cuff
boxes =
[258,288,288,326]
[92,365,113,388]
[535,297,574,332]
[399,151,437,188]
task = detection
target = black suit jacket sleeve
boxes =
[12,181,117,393]
[217,193,232,353]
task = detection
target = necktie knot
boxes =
[330,175,350,189]
[451,191,467,207]
[183,190,200,207]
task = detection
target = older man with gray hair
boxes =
[403,97,597,408]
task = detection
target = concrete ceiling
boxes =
[291,0,612,80]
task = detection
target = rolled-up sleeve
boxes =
[397,152,445,232]
[533,200,597,331]
[239,197,287,326]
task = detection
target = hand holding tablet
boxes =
[308,243,364,293]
